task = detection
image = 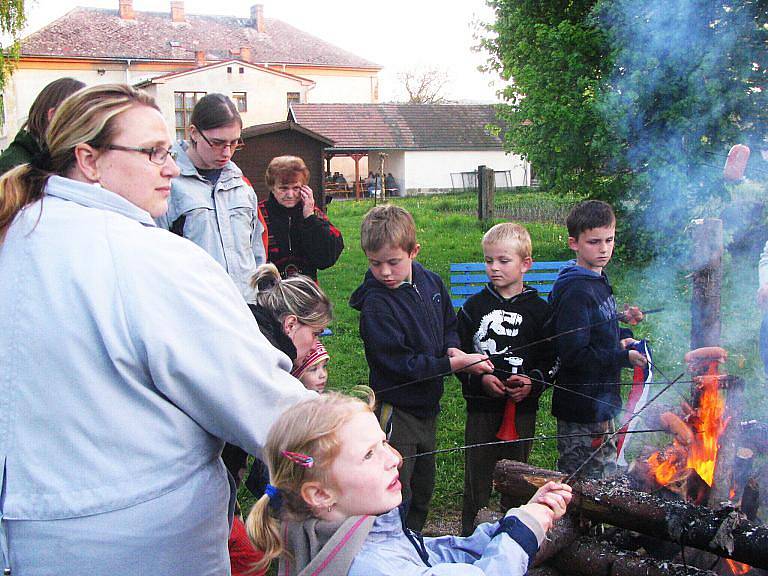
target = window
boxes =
[232,92,247,113]
[174,91,205,141]
[286,92,300,109]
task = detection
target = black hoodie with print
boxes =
[457,284,556,414]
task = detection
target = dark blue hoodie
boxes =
[548,262,633,423]
[349,261,460,417]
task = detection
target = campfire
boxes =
[484,345,767,576]
[639,350,730,505]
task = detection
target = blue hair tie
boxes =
[265,483,282,512]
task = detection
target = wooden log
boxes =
[690,218,722,351]
[549,536,720,576]
[493,460,768,568]
[741,478,760,521]
[533,514,580,567]
[529,566,562,576]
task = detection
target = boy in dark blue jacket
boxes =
[549,200,646,479]
[350,205,492,531]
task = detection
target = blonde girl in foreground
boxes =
[246,392,572,576]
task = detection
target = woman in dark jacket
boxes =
[259,155,344,281]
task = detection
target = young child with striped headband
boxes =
[245,391,572,576]
[292,340,330,392]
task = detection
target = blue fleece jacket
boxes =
[548,262,633,423]
[349,261,460,417]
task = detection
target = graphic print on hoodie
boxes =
[457,284,556,415]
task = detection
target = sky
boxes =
[20,0,504,102]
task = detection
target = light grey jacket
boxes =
[157,141,266,302]
[0,175,312,574]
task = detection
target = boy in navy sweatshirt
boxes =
[549,200,646,479]
[457,222,558,535]
[349,205,493,531]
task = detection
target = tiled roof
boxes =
[289,104,505,150]
[20,7,381,68]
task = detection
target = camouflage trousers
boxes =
[556,419,617,479]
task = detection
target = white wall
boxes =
[155,65,309,133]
[403,150,529,191]
[301,73,378,103]
[0,68,125,146]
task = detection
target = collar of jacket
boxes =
[265,192,304,219]
[171,140,241,180]
[486,283,539,304]
[44,175,156,226]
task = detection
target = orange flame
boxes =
[725,559,751,575]
[647,362,727,487]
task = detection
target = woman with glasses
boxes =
[158,92,267,303]
[0,84,312,575]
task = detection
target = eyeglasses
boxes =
[198,130,245,152]
[106,144,177,165]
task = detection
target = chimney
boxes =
[240,46,252,62]
[170,0,185,22]
[119,0,135,20]
[250,4,265,33]
[195,50,206,67]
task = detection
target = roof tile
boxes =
[290,104,505,150]
[21,7,380,68]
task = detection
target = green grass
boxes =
[240,190,768,527]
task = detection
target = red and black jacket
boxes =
[258,193,344,281]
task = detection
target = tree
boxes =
[483,0,768,257]
[397,67,451,104]
[0,0,27,89]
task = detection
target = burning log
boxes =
[494,460,768,568]
[708,376,745,508]
[549,536,720,576]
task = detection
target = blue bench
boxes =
[449,260,570,308]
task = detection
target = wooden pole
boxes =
[690,218,723,350]
[477,165,495,221]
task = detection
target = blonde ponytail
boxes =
[245,495,284,573]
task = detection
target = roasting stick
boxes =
[372,308,665,397]
[401,428,667,461]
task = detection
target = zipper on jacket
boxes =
[288,216,292,253]
[411,282,442,352]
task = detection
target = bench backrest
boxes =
[449,260,570,308]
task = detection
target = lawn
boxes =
[241,190,768,530]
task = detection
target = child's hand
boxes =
[619,337,639,350]
[758,285,768,309]
[480,374,506,398]
[628,349,647,367]
[505,374,532,402]
[620,304,644,325]
[300,185,315,218]
[454,352,494,375]
[517,502,555,533]
[528,481,572,522]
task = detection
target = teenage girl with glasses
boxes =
[157,92,268,304]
